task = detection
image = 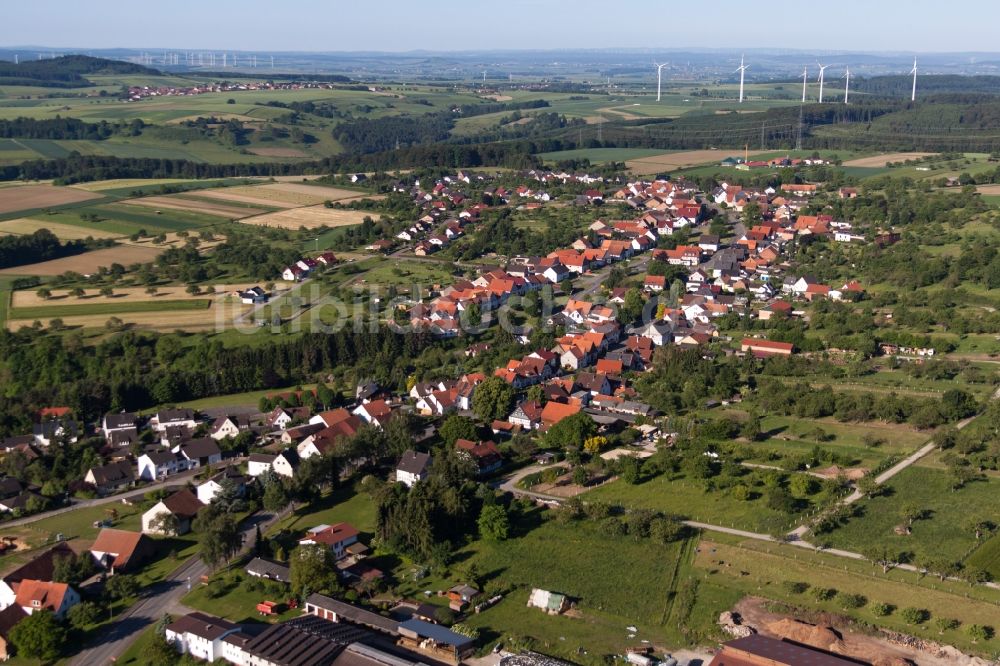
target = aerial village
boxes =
[0,159,928,666]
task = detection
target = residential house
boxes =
[102,412,138,445]
[265,406,310,430]
[196,468,246,505]
[152,409,197,434]
[298,523,360,560]
[247,453,276,477]
[209,416,247,441]
[89,528,155,574]
[165,612,241,663]
[174,438,223,468]
[141,489,203,535]
[0,543,75,611]
[0,604,26,660]
[14,580,79,618]
[540,402,582,429]
[396,450,431,488]
[352,399,393,428]
[84,461,135,495]
[33,419,79,447]
[245,557,290,583]
[455,439,503,475]
[137,450,186,481]
[508,400,543,430]
[272,449,300,478]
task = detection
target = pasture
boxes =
[0,184,102,215]
[239,204,373,230]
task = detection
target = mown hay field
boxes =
[0,245,163,276]
[0,218,121,240]
[0,184,102,215]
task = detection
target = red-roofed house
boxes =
[298,523,360,560]
[89,528,156,574]
[14,580,79,618]
[540,402,581,429]
[455,439,503,475]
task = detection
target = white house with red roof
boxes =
[298,523,359,560]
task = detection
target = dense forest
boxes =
[3,140,544,183]
[0,117,144,140]
[0,229,99,269]
[0,55,158,87]
[0,326,438,437]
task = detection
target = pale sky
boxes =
[2,0,998,53]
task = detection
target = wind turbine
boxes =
[654,61,668,102]
[843,66,851,103]
[817,63,829,103]
[910,58,918,101]
[801,66,808,103]
[735,55,749,103]
[482,70,487,85]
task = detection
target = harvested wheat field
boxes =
[0,185,102,215]
[124,196,264,219]
[240,205,374,230]
[263,182,380,203]
[0,218,121,240]
[69,178,195,192]
[626,149,770,174]
[0,245,163,276]
[842,152,936,168]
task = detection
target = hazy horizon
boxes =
[3,0,999,54]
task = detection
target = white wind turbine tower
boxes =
[654,62,668,102]
[817,63,829,103]
[482,70,487,85]
[735,55,749,103]
[843,66,851,103]
[801,66,808,102]
[910,58,918,101]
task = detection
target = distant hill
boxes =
[0,55,160,87]
[853,75,1000,98]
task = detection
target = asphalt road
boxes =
[69,507,289,666]
[2,461,242,531]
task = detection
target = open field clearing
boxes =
[6,300,248,331]
[626,149,770,174]
[240,205,373,229]
[0,184,102,215]
[68,178,196,192]
[11,283,268,308]
[246,146,310,157]
[0,217,121,240]
[0,244,163,276]
[841,152,937,168]
[537,147,670,163]
[10,298,210,319]
[125,195,266,219]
